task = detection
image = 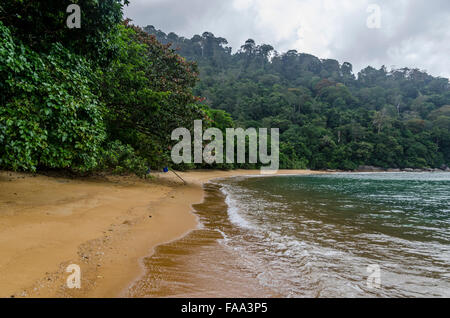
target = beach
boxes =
[0,169,319,298]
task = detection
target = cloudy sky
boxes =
[124,0,450,78]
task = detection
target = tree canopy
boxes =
[1,3,209,175]
[1,3,448,175]
[145,26,450,170]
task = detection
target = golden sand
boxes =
[0,169,321,297]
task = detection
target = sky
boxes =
[124,0,450,78]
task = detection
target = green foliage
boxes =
[100,22,207,169]
[97,140,148,177]
[1,8,208,176]
[146,26,450,169]
[0,22,105,172]
[0,0,126,65]
[1,3,449,176]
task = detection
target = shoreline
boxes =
[2,169,443,297]
[0,169,322,297]
[122,169,326,297]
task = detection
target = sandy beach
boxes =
[0,169,321,298]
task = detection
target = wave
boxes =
[220,183,256,230]
[211,173,450,297]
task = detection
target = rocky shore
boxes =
[353,165,450,173]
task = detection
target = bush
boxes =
[98,140,148,177]
[0,22,105,172]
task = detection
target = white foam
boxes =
[215,228,229,243]
[221,185,255,229]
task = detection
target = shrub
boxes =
[98,140,148,177]
[0,22,105,172]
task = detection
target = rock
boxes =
[402,168,414,172]
[356,165,385,172]
[387,168,401,172]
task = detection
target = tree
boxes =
[100,22,207,166]
[0,0,127,65]
[0,22,105,172]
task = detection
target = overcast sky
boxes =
[124,0,450,78]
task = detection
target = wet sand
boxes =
[0,169,321,297]
[126,183,279,297]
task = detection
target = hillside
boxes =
[144,26,450,170]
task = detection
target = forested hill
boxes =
[144,26,450,170]
[1,1,449,175]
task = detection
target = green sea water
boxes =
[218,172,450,297]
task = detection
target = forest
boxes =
[1,1,449,176]
[1,1,211,176]
[144,26,450,171]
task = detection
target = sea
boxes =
[128,172,450,298]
